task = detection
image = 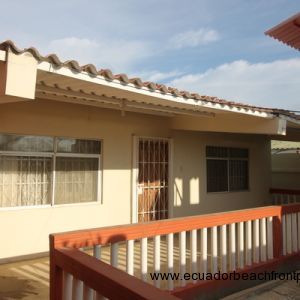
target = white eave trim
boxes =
[37,61,274,119]
[279,114,300,126]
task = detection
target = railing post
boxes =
[273,208,282,259]
[50,235,63,300]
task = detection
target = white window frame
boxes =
[206,146,249,193]
[0,134,102,210]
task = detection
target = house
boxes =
[0,40,299,262]
[271,140,300,189]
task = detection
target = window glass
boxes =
[0,134,53,152]
[229,160,249,191]
[57,138,101,154]
[207,159,228,192]
[0,156,52,207]
[206,146,228,158]
[54,157,98,204]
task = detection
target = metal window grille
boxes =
[206,146,249,193]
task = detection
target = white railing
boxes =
[271,188,300,205]
[50,203,300,300]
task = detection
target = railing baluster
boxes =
[93,245,101,259]
[253,219,260,263]
[141,237,148,282]
[200,228,207,275]
[126,240,134,276]
[63,272,72,300]
[298,212,300,251]
[282,214,287,255]
[260,218,267,262]
[190,229,197,283]
[72,277,83,300]
[229,223,236,270]
[238,222,244,269]
[267,216,273,259]
[111,243,119,268]
[180,231,186,287]
[286,214,292,254]
[93,247,102,300]
[292,213,298,253]
[221,224,227,273]
[246,220,252,265]
[211,226,218,274]
[154,235,161,288]
[167,233,174,290]
[83,284,93,300]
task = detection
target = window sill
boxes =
[0,201,102,211]
[206,190,250,195]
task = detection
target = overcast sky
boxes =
[1,0,299,110]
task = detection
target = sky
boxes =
[0,0,300,110]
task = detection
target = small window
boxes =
[206,146,249,193]
[0,134,101,208]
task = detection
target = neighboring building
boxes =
[271,140,300,189]
[0,40,299,261]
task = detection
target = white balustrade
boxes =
[126,240,134,276]
[229,223,236,270]
[179,231,186,287]
[260,218,267,262]
[154,235,161,288]
[221,225,227,273]
[167,233,174,290]
[267,217,273,259]
[140,238,148,282]
[245,220,252,265]
[211,226,218,274]
[238,222,244,269]
[200,228,208,275]
[190,229,197,283]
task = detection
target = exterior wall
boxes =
[271,153,300,189]
[172,131,272,217]
[0,99,271,260]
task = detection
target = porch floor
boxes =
[0,245,299,299]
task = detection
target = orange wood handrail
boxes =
[51,205,288,249]
[270,188,300,195]
[51,247,178,300]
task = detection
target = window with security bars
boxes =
[206,146,249,193]
[0,134,101,207]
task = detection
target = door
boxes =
[137,138,169,222]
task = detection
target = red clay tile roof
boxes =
[265,12,300,51]
[0,40,299,120]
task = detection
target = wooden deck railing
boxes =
[270,188,300,205]
[50,203,300,300]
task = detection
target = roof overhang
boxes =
[0,48,299,136]
[265,12,300,51]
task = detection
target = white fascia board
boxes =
[37,61,274,119]
[279,114,300,126]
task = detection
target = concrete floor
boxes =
[223,271,300,300]
[0,252,299,300]
[0,257,49,300]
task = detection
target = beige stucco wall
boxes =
[0,99,272,260]
[271,153,300,189]
[172,131,271,217]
